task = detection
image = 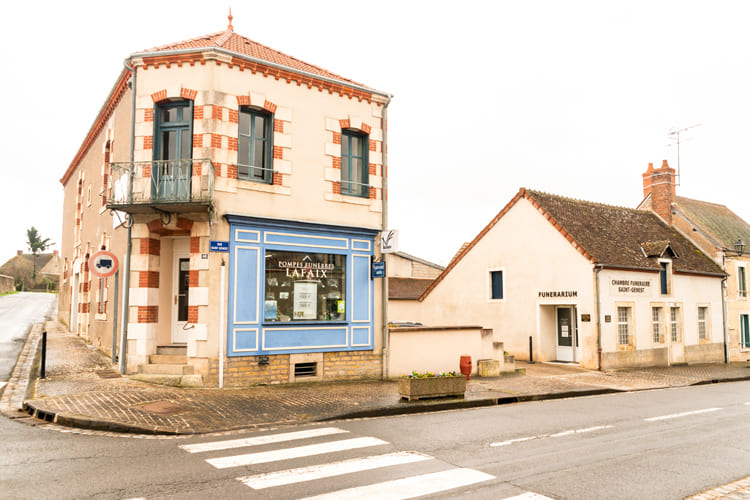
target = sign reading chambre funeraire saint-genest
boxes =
[610,278,652,296]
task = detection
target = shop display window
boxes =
[264,250,346,322]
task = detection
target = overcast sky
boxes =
[1,1,749,267]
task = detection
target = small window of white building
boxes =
[651,306,664,344]
[489,269,503,301]
[697,306,709,340]
[670,306,681,343]
[617,306,631,346]
[738,264,748,299]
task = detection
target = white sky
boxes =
[1,1,749,267]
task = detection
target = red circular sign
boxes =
[89,250,119,278]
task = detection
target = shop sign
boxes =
[610,278,651,295]
[380,229,399,254]
[371,260,386,279]
[538,290,578,298]
[278,256,335,279]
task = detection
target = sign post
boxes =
[89,251,120,362]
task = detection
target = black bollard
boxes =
[528,335,534,364]
[40,330,47,379]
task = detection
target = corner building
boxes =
[58,18,391,386]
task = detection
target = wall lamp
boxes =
[258,355,270,366]
[724,238,746,257]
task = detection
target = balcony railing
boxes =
[106,159,214,214]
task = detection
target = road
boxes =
[2,381,749,499]
[0,292,56,386]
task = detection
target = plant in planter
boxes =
[398,371,467,401]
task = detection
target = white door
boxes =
[556,307,579,362]
[172,250,190,344]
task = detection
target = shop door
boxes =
[172,257,190,344]
[556,307,579,362]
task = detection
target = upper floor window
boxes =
[341,129,369,197]
[659,261,671,295]
[489,270,503,300]
[154,100,193,201]
[738,264,748,299]
[238,107,273,183]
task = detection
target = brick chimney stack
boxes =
[17,250,23,256]
[642,160,676,224]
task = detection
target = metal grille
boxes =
[294,362,317,378]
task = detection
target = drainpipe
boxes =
[594,264,603,370]
[722,253,729,363]
[118,60,136,374]
[381,95,392,380]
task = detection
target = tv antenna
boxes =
[668,123,701,187]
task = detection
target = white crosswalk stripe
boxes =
[238,451,432,489]
[181,428,496,497]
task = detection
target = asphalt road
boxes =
[2,381,749,499]
[0,292,56,385]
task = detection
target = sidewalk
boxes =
[4,320,750,435]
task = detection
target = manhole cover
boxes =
[95,369,122,379]
[133,400,184,416]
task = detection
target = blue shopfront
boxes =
[225,215,378,358]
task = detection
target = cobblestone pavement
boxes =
[6,321,750,437]
[685,476,750,499]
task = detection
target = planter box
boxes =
[398,376,467,401]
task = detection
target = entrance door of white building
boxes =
[172,240,190,344]
[556,306,579,362]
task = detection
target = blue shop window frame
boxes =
[226,217,376,357]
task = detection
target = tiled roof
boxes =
[526,189,722,274]
[675,196,750,251]
[389,278,435,300]
[138,28,367,88]
[420,188,724,301]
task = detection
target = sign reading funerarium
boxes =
[538,291,578,298]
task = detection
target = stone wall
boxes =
[0,274,14,294]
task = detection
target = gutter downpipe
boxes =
[722,253,729,363]
[381,95,392,380]
[118,60,136,374]
[594,264,603,370]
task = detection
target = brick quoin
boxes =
[273,172,283,186]
[189,270,199,287]
[144,109,153,122]
[190,236,201,253]
[140,238,161,255]
[144,136,153,150]
[194,105,204,120]
[211,134,223,148]
[339,119,351,129]
[147,219,164,234]
[228,137,238,151]
[151,89,168,102]
[176,218,193,231]
[369,187,377,200]
[361,123,372,134]
[188,305,199,323]
[236,95,251,106]
[137,306,158,323]
[193,134,203,148]
[138,271,159,288]
[332,132,341,145]
[273,145,283,159]
[369,163,376,175]
[212,105,223,120]
[80,281,90,292]
[369,139,377,152]
[274,119,283,133]
[263,99,277,113]
[227,164,237,179]
[79,303,90,314]
[333,181,341,195]
[193,162,202,176]
[229,109,238,124]
[332,157,341,169]
[143,164,151,177]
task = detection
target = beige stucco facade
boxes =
[402,195,725,370]
[59,30,390,386]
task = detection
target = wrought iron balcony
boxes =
[106,159,214,214]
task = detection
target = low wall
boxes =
[602,347,668,370]
[685,342,724,364]
[388,325,505,378]
[0,274,14,294]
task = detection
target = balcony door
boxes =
[154,101,193,201]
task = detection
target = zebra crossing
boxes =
[179,426,496,498]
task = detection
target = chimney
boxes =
[17,250,23,256]
[642,160,676,224]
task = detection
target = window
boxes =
[264,250,346,322]
[741,314,750,349]
[652,306,664,343]
[617,306,631,346]
[670,307,681,343]
[489,270,503,300]
[738,265,748,299]
[659,261,670,295]
[154,100,193,200]
[341,129,369,197]
[238,107,273,183]
[698,306,708,340]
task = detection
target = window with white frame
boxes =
[741,314,750,349]
[697,306,709,340]
[738,264,748,299]
[670,306,681,343]
[617,306,631,346]
[489,270,503,300]
[652,306,664,344]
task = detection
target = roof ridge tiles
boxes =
[525,188,640,212]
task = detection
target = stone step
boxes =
[138,363,194,375]
[149,354,188,365]
[156,345,187,356]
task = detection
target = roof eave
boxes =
[128,47,392,100]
